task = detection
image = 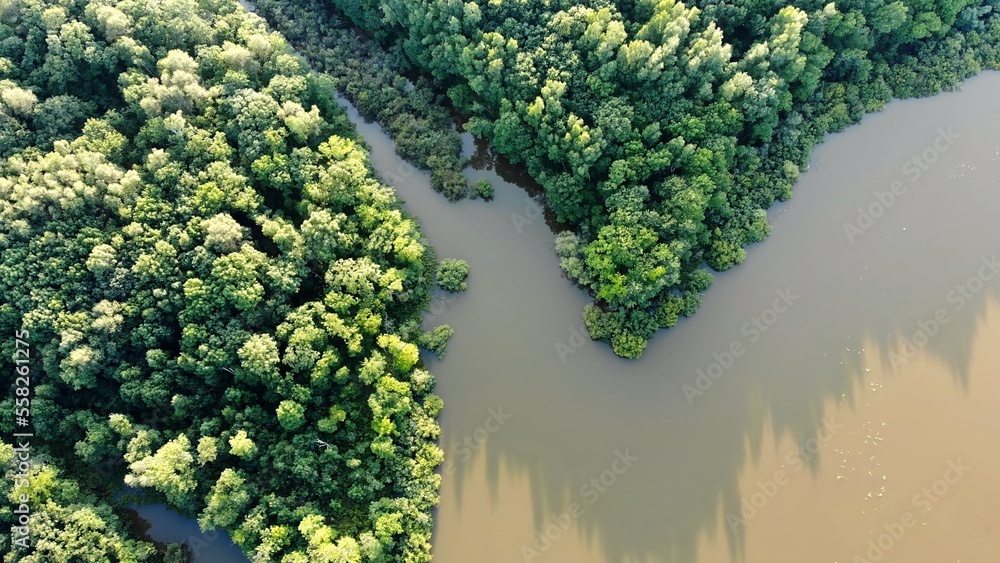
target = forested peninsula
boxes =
[0,0,449,560]
[1,0,998,560]
[317,0,1000,357]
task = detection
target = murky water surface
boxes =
[140,43,999,560]
[348,73,1000,563]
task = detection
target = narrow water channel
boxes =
[126,504,246,562]
[347,73,1000,563]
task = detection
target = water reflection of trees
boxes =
[467,135,572,233]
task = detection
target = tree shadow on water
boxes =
[352,72,1000,563]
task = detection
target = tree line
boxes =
[320,0,1000,357]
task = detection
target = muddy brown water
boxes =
[141,16,1000,555]
[347,73,1000,563]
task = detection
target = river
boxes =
[347,71,1000,563]
[135,38,999,558]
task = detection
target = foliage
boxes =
[0,0,445,560]
[419,325,455,358]
[251,0,475,200]
[321,0,1000,357]
[436,259,470,292]
[0,449,161,562]
[473,178,495,200]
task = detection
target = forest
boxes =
[0,0,998,559]
[251,0,488,201]
[313,0,1000,357]
[0,0,456,560]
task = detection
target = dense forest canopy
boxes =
[251,0,480,201]
[322,0,1000,357]
[0,0,449,560]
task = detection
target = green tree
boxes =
[436,259,469,292]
